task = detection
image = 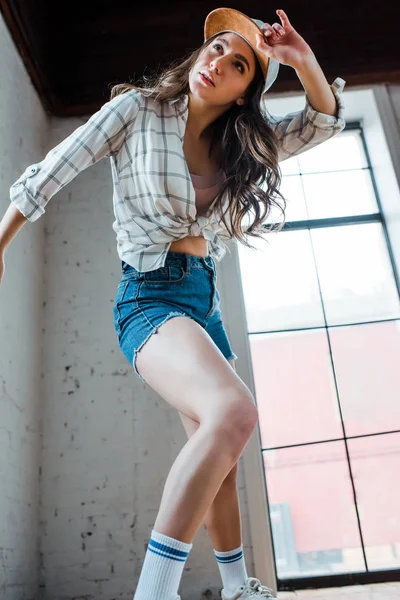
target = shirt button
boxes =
[26,165,39,177]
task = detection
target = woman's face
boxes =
[189,32,257,107]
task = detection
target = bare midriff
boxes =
[169,235,208,257]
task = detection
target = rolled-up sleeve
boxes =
[9,89,142,222]
[263,77,346,163]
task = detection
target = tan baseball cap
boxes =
[204,7,279,92]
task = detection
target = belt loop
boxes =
[185,253,191,274]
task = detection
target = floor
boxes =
[277,582,400,599]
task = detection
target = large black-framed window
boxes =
[237,122,400,590]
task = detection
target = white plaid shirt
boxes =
[10,77,346,272]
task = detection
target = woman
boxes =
[0,7,345,600]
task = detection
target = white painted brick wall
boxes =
[0,12,48,600]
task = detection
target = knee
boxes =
[215,394,259,444]
[233,395,259,437]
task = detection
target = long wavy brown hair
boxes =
[110,33,286,248]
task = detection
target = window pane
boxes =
[238,231,325,332]
[311,223,400,325]
[280,156,300,176]
[264,175,308,224]
[298,131,367,174]
[238,224,400,332]
[302,170,378,220]
[264,442,364,578]
[329,321,400,437]
[250,329,343,449]
[348,434,400,571]
[265,169,378,224]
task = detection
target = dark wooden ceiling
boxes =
[1,0,400,117]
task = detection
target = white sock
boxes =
[133,529,193,600]
[214,544,248,596]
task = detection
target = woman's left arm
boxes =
[294,55,338,117]
[257,9,339,116]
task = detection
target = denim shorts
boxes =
[113,251,238,383]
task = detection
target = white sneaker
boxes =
[221,576,276,599]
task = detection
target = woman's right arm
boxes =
[0,203,27,251]
[0,88,142,283]
[8,89,141,223]
[0,203,27,283]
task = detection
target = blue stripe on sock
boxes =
[149,538,189,560]
[215,550,243,563]
[148,546,187,561]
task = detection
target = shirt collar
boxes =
[166,94,189,106]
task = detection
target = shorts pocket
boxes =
[143,265,186,285]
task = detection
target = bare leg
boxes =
[135,317,258,544]
[153,413,254,543]
[178,362,243,551]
